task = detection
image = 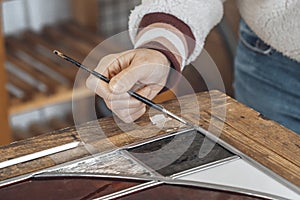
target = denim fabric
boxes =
[234,20,300,134]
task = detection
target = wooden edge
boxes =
[0,1,12,145]
[9,87,92,115]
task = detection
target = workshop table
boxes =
[0,90,299,198]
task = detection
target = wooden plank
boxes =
[0,1,12,145]
[7,83,30,103]
[5,37,75,84]
[60,22,122,53]
[8,86,91,115]
[42,26,102,71]
[23,29,71,58]
[6,53,58,94]
[43,27,96,58]
[62,22,104,46]
[8,93,23,106]
[42,26,99,66]
[0,91,299,190]
[22,30,82,73]
[6,71,38,98]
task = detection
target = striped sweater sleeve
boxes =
[129,0,225,73]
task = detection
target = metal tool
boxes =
[53,50,189,126]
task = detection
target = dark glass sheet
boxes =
[0,177,144,200]
[128,130,235,176]
[120,184,268,200]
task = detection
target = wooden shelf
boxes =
[5,22,118,115]
[2,21,122,141]
[8,86,91,115]
[0,0,103,144]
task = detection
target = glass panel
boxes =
[128,130,235,176]
[50,150,154,177]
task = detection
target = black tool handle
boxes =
[91,70,110,83]
[127,90,164,112]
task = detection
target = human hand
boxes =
[86,48,170,123]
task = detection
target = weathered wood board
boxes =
[0,91,299,190]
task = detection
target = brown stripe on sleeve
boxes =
[136,36,183,69]
[138,12,196,57]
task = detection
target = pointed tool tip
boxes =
[53,50,64,58]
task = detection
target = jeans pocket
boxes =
[239,23,273,55]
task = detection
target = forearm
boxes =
[129,0,225,71]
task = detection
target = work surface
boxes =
[0,90,299,190]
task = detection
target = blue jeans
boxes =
[234,20,300,134]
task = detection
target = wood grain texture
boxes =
[0,1,12,145]
[0,91,299,190]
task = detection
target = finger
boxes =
[95,51,135,78]
[109,61,151,94]
[94,54,121,77]
[87,74,132,101]
[104,86,152,110]
[105,98,143,110]
[107,85,161,110]
[135,84,164,100]
[86,54,119,99]
[92,51,139,95]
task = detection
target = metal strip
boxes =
[33,173,151,182]
[94,181,162,200]
[92,175,288,200]
[0,173,34,188]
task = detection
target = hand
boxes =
[86,48,170,123]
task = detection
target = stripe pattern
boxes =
[134,13,196,73]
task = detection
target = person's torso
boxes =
[237,0,300,62]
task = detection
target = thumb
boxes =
[109,64,146,94]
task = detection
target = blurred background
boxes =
[0,0,239,145]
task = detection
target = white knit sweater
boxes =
[129,0,300,65]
